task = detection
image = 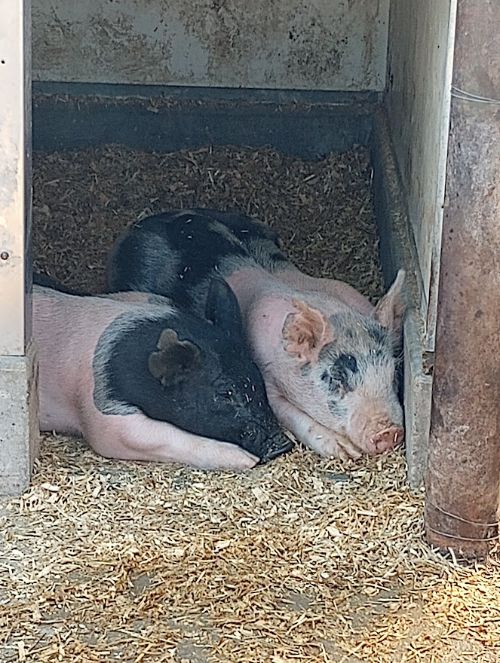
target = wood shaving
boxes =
[32,144,384,301]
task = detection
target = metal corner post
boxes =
[0,0,39,495]
[425,0,500,556]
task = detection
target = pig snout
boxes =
[259,431,294,464]
[237,421,292,464]
[370,425,405,453]
[348,403,404,456]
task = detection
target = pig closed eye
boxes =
[321,371,343,392]
[322,353,358,394]
[336,354,358,374]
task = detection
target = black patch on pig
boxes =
[108,210,248,309]
[205,277,245,339]
[95,279,291,462]
[335,353,358,375]
[326,398,348,418]
[107,208,292,311]
[321,353,358,394]
[197,208,281,245]
[367,324,388,346]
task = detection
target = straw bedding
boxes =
[30,144,383,298]
[0,143,498,662]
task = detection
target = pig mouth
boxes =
[365,425,405,455]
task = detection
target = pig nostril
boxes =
[263,438,294,462]
[370,426,404,453]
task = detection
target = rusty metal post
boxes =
[425,0,500,556]
[0,0,39,495]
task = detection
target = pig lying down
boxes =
[107,209,406,461]
[32,276,292,470]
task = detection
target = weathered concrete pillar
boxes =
[425,0,500,556]
[0,0,39,495]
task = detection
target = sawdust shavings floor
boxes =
[0,143,498,662]
[2,442,499,663]
[32,144,384,301]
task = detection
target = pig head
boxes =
[259,270,405,459]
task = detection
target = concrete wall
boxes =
[32,0,389,91]
[386,0,457,352]
[0,0,39,496]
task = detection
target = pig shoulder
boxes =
[189,208,298,275]
[107,212,246,314]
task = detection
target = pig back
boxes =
[106,208,295,316]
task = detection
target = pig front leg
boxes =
[267,392,362,461]
[85,411,259,471]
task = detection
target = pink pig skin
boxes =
[33,287,258,471]
[225,267,405,461]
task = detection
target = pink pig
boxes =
[32,276,293,470]
[227,266,405,460]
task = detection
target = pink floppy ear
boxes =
[282,300,334,365]
[373,269,406,334]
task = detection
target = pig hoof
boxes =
[314,436,362,461]
[198,443,260,471]
[227,452,260,471]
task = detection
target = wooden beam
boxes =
[0,0,31,353]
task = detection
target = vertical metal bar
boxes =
[0,0,38,496]
[0,0,31,353]
[425,0,500,557]
[423,0,458,355]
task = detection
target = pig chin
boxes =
[346,401,405,455]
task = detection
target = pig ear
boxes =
[282,300,334,365]
[148,329,202,386]
[373,269,406,334]
[205,278,244,340]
